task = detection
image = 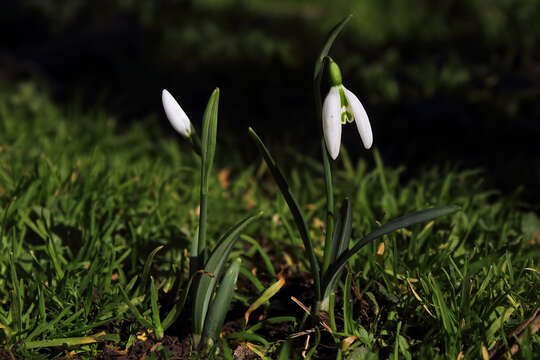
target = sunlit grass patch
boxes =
[0,80,538,359]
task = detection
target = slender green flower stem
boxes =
[312,15,352,316]
[315,56,335,276]
[320,138,335,275]
[190,132,202,156]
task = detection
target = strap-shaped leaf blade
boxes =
[323,206,459,292]
[150,277,163,340]
[197,88,220,261]
[329,198,352,267]
[162,270,209,331]
[248,127,321,302]
[202,258,242,346]
[139,245,163,294]
[321,199,352,308]
[192,212,262,337]
[244,274,285,325]
[201,88,220,194]
[118,284,153,329]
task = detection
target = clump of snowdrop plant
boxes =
[162,87,262,352]
[158,14,458,357]
[248,14,458,327]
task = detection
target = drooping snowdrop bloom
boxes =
[322,58,372,160]
[162,89,193,138]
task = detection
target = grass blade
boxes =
[117,284,153,329]
[244,274,285,325]
[139,245,164,294]
[26,306,72,342]
[162,270,210,331]
[9,252,22,336]
[150,277,163,340]
[248,127,321,303]
[241,235,276,277]
[203,258,242,346]
[323,206,459,292]
[24,332,120,349]
[225,332,270,348]
[193,212,262,340]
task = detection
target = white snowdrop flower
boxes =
[162,89,193,138]
[322,59,372,160]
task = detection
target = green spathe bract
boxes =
[327,58,343,86]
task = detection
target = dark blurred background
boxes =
[2,0,539,205]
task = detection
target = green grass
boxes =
[0,82,538,359]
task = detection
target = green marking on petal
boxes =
[338,86,349,107]
[341,110,353,124]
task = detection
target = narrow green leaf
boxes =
[24,332,120,349]
[248,127,321,302]
[193,212,262,337]
[313,14,353,85]
[321,199,352,309]
[139,245,164,294]
[26,306,71,342]
[278,339,292,360]
[320,140,335,275]
[203,258,242,346]
[247,316,297,333]
[197,88,220,262]
[244,274,285,325]
[393,321,402,360]
[329,198,352,266]
[241,235,276,277]
[46,237,64,280]
[162,270,210,331]
[9,252,22,335]
[38,284,46,323]
[239,267,265,293]
[117,284,153,329]
[343,272,353,334]
[201,87,220,193]
[323,206,459,293]
[222,337,234,360]
[150,277,163,340]
[225,332,270,348]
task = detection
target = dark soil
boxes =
[95,335,190,360]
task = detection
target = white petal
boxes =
[162,89,192,138]
[343,86,373,149]
[322,86,342,159]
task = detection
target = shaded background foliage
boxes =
[2,0,539,204]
